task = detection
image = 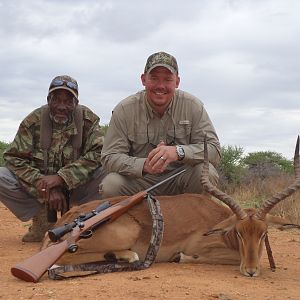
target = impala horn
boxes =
[201,135,247,220]
[255,136,300,220]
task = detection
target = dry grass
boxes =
[224,175,300,224]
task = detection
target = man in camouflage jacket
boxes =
[0,75,105,242]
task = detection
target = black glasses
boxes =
[51,79,78,91]
[147,124,176,148]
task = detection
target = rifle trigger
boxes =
[80,230,93,239]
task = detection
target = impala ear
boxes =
[265,214,297,228]
[265,214,300,230]
[278,224,300,231]
[204,214,237,236]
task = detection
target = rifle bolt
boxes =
[79,222,84,228]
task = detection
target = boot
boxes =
[22,206,54,242]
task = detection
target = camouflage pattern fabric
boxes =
[144,51,179,74]
[4,105,103,202]
[48,75,79,99]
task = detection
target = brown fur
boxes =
[42,194,294,277]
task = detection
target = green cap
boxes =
[48,75,79,99]
[144,51,179,74]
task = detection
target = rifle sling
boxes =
[48,194,164,280]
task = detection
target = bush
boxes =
[218,145,246,189]
[100,124,109,137]
[242,151,293,180]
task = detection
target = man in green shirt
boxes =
[0,75,105,242]
[100,52,220,197]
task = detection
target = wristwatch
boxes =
[176,145,185,161]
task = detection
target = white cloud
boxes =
[0,0,299,159]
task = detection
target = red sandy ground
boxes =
[0,202,299,300]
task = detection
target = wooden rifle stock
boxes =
[11,238,70,283]
[11,167,186,282]
[11,190,147,282]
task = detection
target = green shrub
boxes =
[243,151,293,179]
[218,145,246,188]
[100,124,109,137]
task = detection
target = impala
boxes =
[42,137,300,277]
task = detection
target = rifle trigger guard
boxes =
[80,230,93,239]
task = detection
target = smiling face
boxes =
[47,89,77,124]
[141,66,180,116]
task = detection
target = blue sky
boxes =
[0,0,299,158]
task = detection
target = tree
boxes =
[218,145,246,187]
[243,151,293,178]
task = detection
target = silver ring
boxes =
[160,156,166,161]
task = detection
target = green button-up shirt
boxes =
[101,89,221,177]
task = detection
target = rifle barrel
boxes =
[146,167,186,193]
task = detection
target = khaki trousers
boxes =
[0,167,106,221]
[99,163,219,198]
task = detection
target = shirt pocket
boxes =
[31,151,45,171]
[174,124,192,145]
[130,132,153,157]
[61,147,74,165]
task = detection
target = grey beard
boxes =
[49,112,70,125]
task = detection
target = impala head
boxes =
[234,210,267,276]
[201,135,300,277]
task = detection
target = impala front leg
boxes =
[169,252,197,263]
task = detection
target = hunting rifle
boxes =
[11,167,186,283]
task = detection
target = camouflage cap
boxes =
[48,75,79,99]
[144,51,179,74]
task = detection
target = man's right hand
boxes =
[36,175,65,195]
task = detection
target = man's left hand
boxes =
[48,188,68,212]
[147,141,179,172]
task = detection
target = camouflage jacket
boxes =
[4,105,103,199]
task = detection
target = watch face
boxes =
[177,146,185,158]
